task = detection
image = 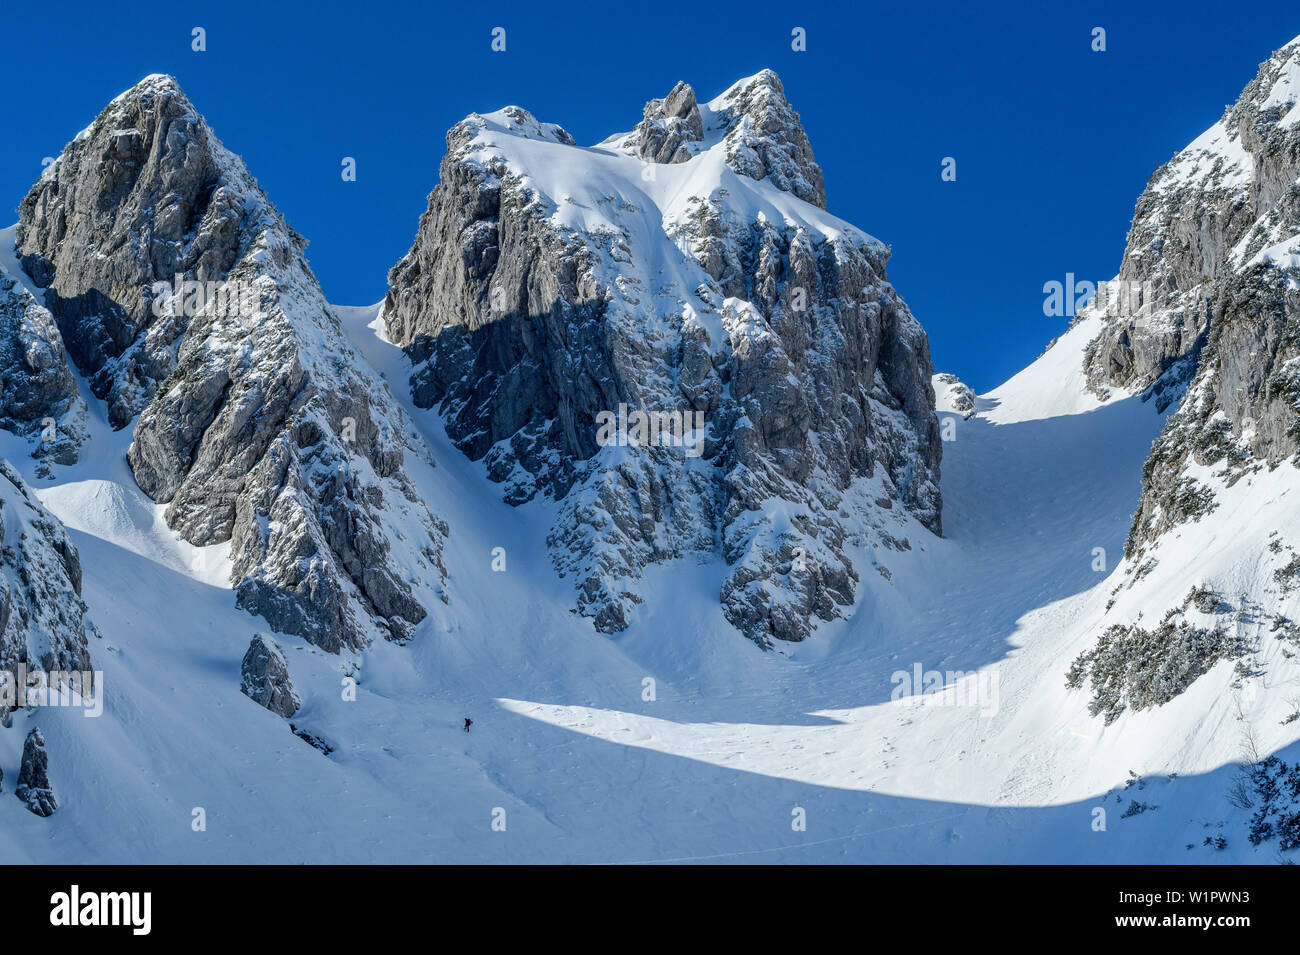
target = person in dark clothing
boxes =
[464,718,472,732]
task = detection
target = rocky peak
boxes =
[606,70,827,209]
[708,69,827,209]
[18,73,268,428]
[384,75,938,646]
[16,76,449,652]
[1083,35,1300,402]
[1061,37,1300,723]
[459,106,577,149]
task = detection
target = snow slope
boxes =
[2,259,1295,861]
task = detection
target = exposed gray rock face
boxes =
[384,72,939,647]
[1066,36,1300,720]
[19,78,238,430]
[1124,267,1298,556]
[0,460,94,725]
[15,726,57,816]
[239,634,300,717]
[1088,36,1300,558]
[0,266,87,475]
[17,75,449,651]
[628,81,704,164]
[1084,36,1300,405]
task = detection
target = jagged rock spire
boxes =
[17,75,449,652]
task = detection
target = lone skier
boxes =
[464,717,472,733]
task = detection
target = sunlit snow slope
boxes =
[2,282,1295,863]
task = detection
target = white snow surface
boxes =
[466,95,881,256]
[1,270,1296,862]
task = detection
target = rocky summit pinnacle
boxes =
[383,71,939,647]
[608,69,827,209]
[16,74,449,652]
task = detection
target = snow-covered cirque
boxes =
[2,43,1299,862]
[0,293,1291,863]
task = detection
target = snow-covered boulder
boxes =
[934,373,976,419]
[15,726,57,816]
[239,634,300,718]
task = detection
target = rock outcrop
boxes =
[1064,35,1300,720]
[384,71,939,646]
[17,75,449,651]
[239,634,300,717]
[14,726,57,816]
[934,373,976,419]
[707,70,827,210]
[0,266,87,475]
[1076,36,1300,557]
[0,460,95,725]
[626,81,705,165]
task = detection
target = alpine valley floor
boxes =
[2,268,1295,862]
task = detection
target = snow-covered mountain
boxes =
[1067,34,1300,726]
[383,70,940,647]
[1,40,1299,864]
[14,75,447,651]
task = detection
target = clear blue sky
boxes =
[4,0,1297,392]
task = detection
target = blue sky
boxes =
[4,0,1297,392]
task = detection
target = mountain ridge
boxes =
[1,42,1299,863]
[383,69,940,646]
